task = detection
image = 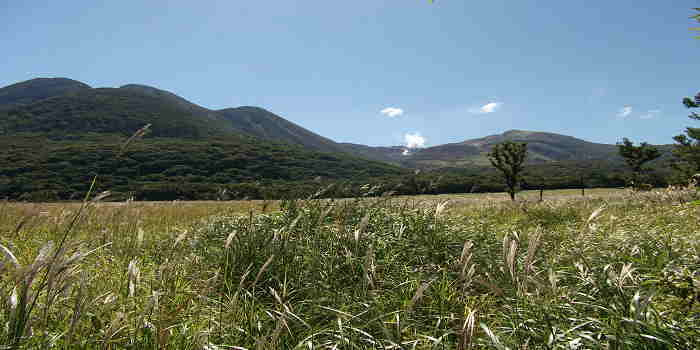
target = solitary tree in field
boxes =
[669,10,700,182]
[617,138,661,189]
[671,93,700,181]
[488,141,527,201]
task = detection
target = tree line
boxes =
[488,92,700,200]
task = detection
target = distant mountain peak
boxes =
[119,84,185,99]
[118,83,224,121]
[119,83,158,90]
[235,106,271,112]
[0,77,91,108]
[24,77,90,87]
[502,129,530,136]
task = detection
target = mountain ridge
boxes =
[0,77,676,200]
[0,77,91,109]
[0,77,674,169]
[0,77,408,200]
[356,129,673,169]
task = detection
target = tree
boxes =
[671,93,700,182]
[616,138,661,189]
[668,10,700,182]
[488,141,527,201]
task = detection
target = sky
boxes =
[2,1,699,148]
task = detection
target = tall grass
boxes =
[0,188,698,348]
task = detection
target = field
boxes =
[1,188,699,349]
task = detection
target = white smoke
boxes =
[404,132,426,149]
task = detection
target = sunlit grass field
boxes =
[1,187,699,349]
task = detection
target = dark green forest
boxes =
[0,134,409,201]
[0,132,665,201]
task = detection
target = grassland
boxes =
[1,188,699,349]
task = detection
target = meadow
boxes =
[0,187,699,349]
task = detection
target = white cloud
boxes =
[380,107,404,118]
[617,106,633,118]
[640,109,661,119]
[469,102,503,114]
[404,132,426,149]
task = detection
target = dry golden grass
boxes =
[0,199,279,238]
[1,187,698,348]
[0,188,621,237]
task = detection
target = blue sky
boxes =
[2,1,699,147]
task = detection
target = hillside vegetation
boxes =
[0,78,410,200]
[0,88,233,139]
[0,135,405,201]
[0,78,346,152]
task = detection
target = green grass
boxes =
[1,188,699,349]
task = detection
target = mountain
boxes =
[404,130,624,168]
[460,129,620,161]
[353,130,672,169]
[341,130,673,178]
[0,86,235,139]
[0,77,676,201]
[119,84,224,122]
[0,77,91,109]
[0,78,407,200]
[217,106,348,153]
[337,143,407,163]
[0,78,672,168]
[0,79,358,154]
[115,84,352,153]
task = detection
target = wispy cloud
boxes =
[640,109,661,119]
[617,106,660,119]
[380,107,404,118]
[469,102,503,114]
[617,106,633,118]
[404,132,426,149]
